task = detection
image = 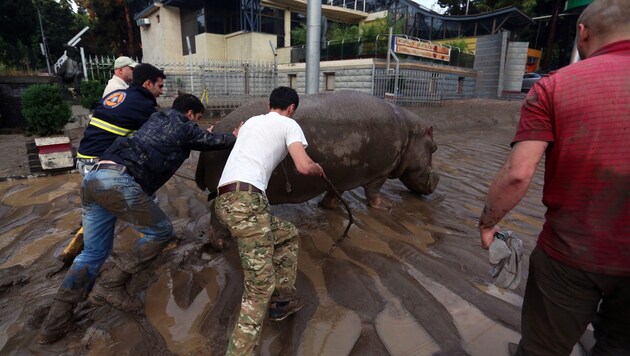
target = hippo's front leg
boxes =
[319,191,341,209]
[364,176,393,209]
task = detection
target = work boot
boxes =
[36,300,75,344]
[88,265,143,313]
[268,299,304,321]
[36,287,85,344]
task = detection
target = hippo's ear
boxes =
[427,126,434,139]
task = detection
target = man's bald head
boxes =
[577,0,630,58]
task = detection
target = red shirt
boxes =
[513,40,630,276]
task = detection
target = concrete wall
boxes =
[277,59,477,99]
[278,59,375,95]
[194,33,227,61]
[442,73,477,99]
[503,41,528,92]
[473,32,508,98]
[140,5,183,62]
[226,32,277,62]
[473,32,530,98]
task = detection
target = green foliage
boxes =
[291,24,307,46]
[361,18,389,40]
[21,84,72,136]
[0,0,37,72]
[79,80,105,110]
[327,23,360,42]
[443,38,469,52]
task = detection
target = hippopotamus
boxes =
[196,90,438,214]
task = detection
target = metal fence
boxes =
[373,67,445,106]
[85,56,277,113]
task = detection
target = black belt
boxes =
[92,163,127,174]
[218,182,263,195]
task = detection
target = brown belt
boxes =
[218,181,263,195]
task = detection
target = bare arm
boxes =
[288,141,323,176]
[478,140,547,249]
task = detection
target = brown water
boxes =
[0,103,584,355]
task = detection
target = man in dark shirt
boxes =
[37,94,239,344]
[76,63,165,174]
[58,63,166,266]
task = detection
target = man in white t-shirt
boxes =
[102,56,137,97]
[215,86,324,356]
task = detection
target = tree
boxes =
[0,1,38,71]
[74,0,141,57]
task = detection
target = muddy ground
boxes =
[0,99,588,355]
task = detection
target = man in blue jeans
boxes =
[37,94,240,344]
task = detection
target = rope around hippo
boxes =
[322,174,354,257]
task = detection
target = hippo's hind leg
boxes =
[319,191,341,209]
[364,176,393,209]
[204,199,231,252]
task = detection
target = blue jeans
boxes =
[61,168,173,292]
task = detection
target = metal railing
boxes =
[373,66,445,107]
[84,55,277,113]
[291,36,474,68]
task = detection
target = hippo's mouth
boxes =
[399,168,440,195]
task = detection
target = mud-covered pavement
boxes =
[0,100,582,355]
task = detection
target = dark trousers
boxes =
[517,247,630,356]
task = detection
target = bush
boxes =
[21,83,72,136]
[80,80,105,110]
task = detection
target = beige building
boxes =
[132,0,372,64]
[128,0,532,65]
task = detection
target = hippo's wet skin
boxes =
[195,90,440,249]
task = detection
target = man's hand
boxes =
[206,125,214,133]
[313,163,324,177]
[232,121,244,137]
[480,224,501,249]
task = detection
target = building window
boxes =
[457,76,464,94]
[289,74,297,89]
[324,72,335,91]
[261,6,285,48]
[197,9,205,33]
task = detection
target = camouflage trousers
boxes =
[214,191,299,356]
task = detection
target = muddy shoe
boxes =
[36,300,76,344]
[269,299,303,321]
[88,283,143,314]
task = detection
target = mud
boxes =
[0,99,586,355]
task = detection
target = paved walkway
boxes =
[0,127,84,181]
[0,133,30,178]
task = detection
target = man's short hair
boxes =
[172,94,205,114]
[269,86,299,111]
[132,63,166,86]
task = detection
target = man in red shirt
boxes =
[478,0,629,354]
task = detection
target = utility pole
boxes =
[38,8,52,75]
[305,0,322,94]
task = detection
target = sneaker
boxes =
[268,299,303,321]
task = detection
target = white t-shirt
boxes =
[218,111,308,191]
[102,75,129,98]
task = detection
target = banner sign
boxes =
[393,37,451,62]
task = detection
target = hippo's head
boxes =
[397,125,440,195]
